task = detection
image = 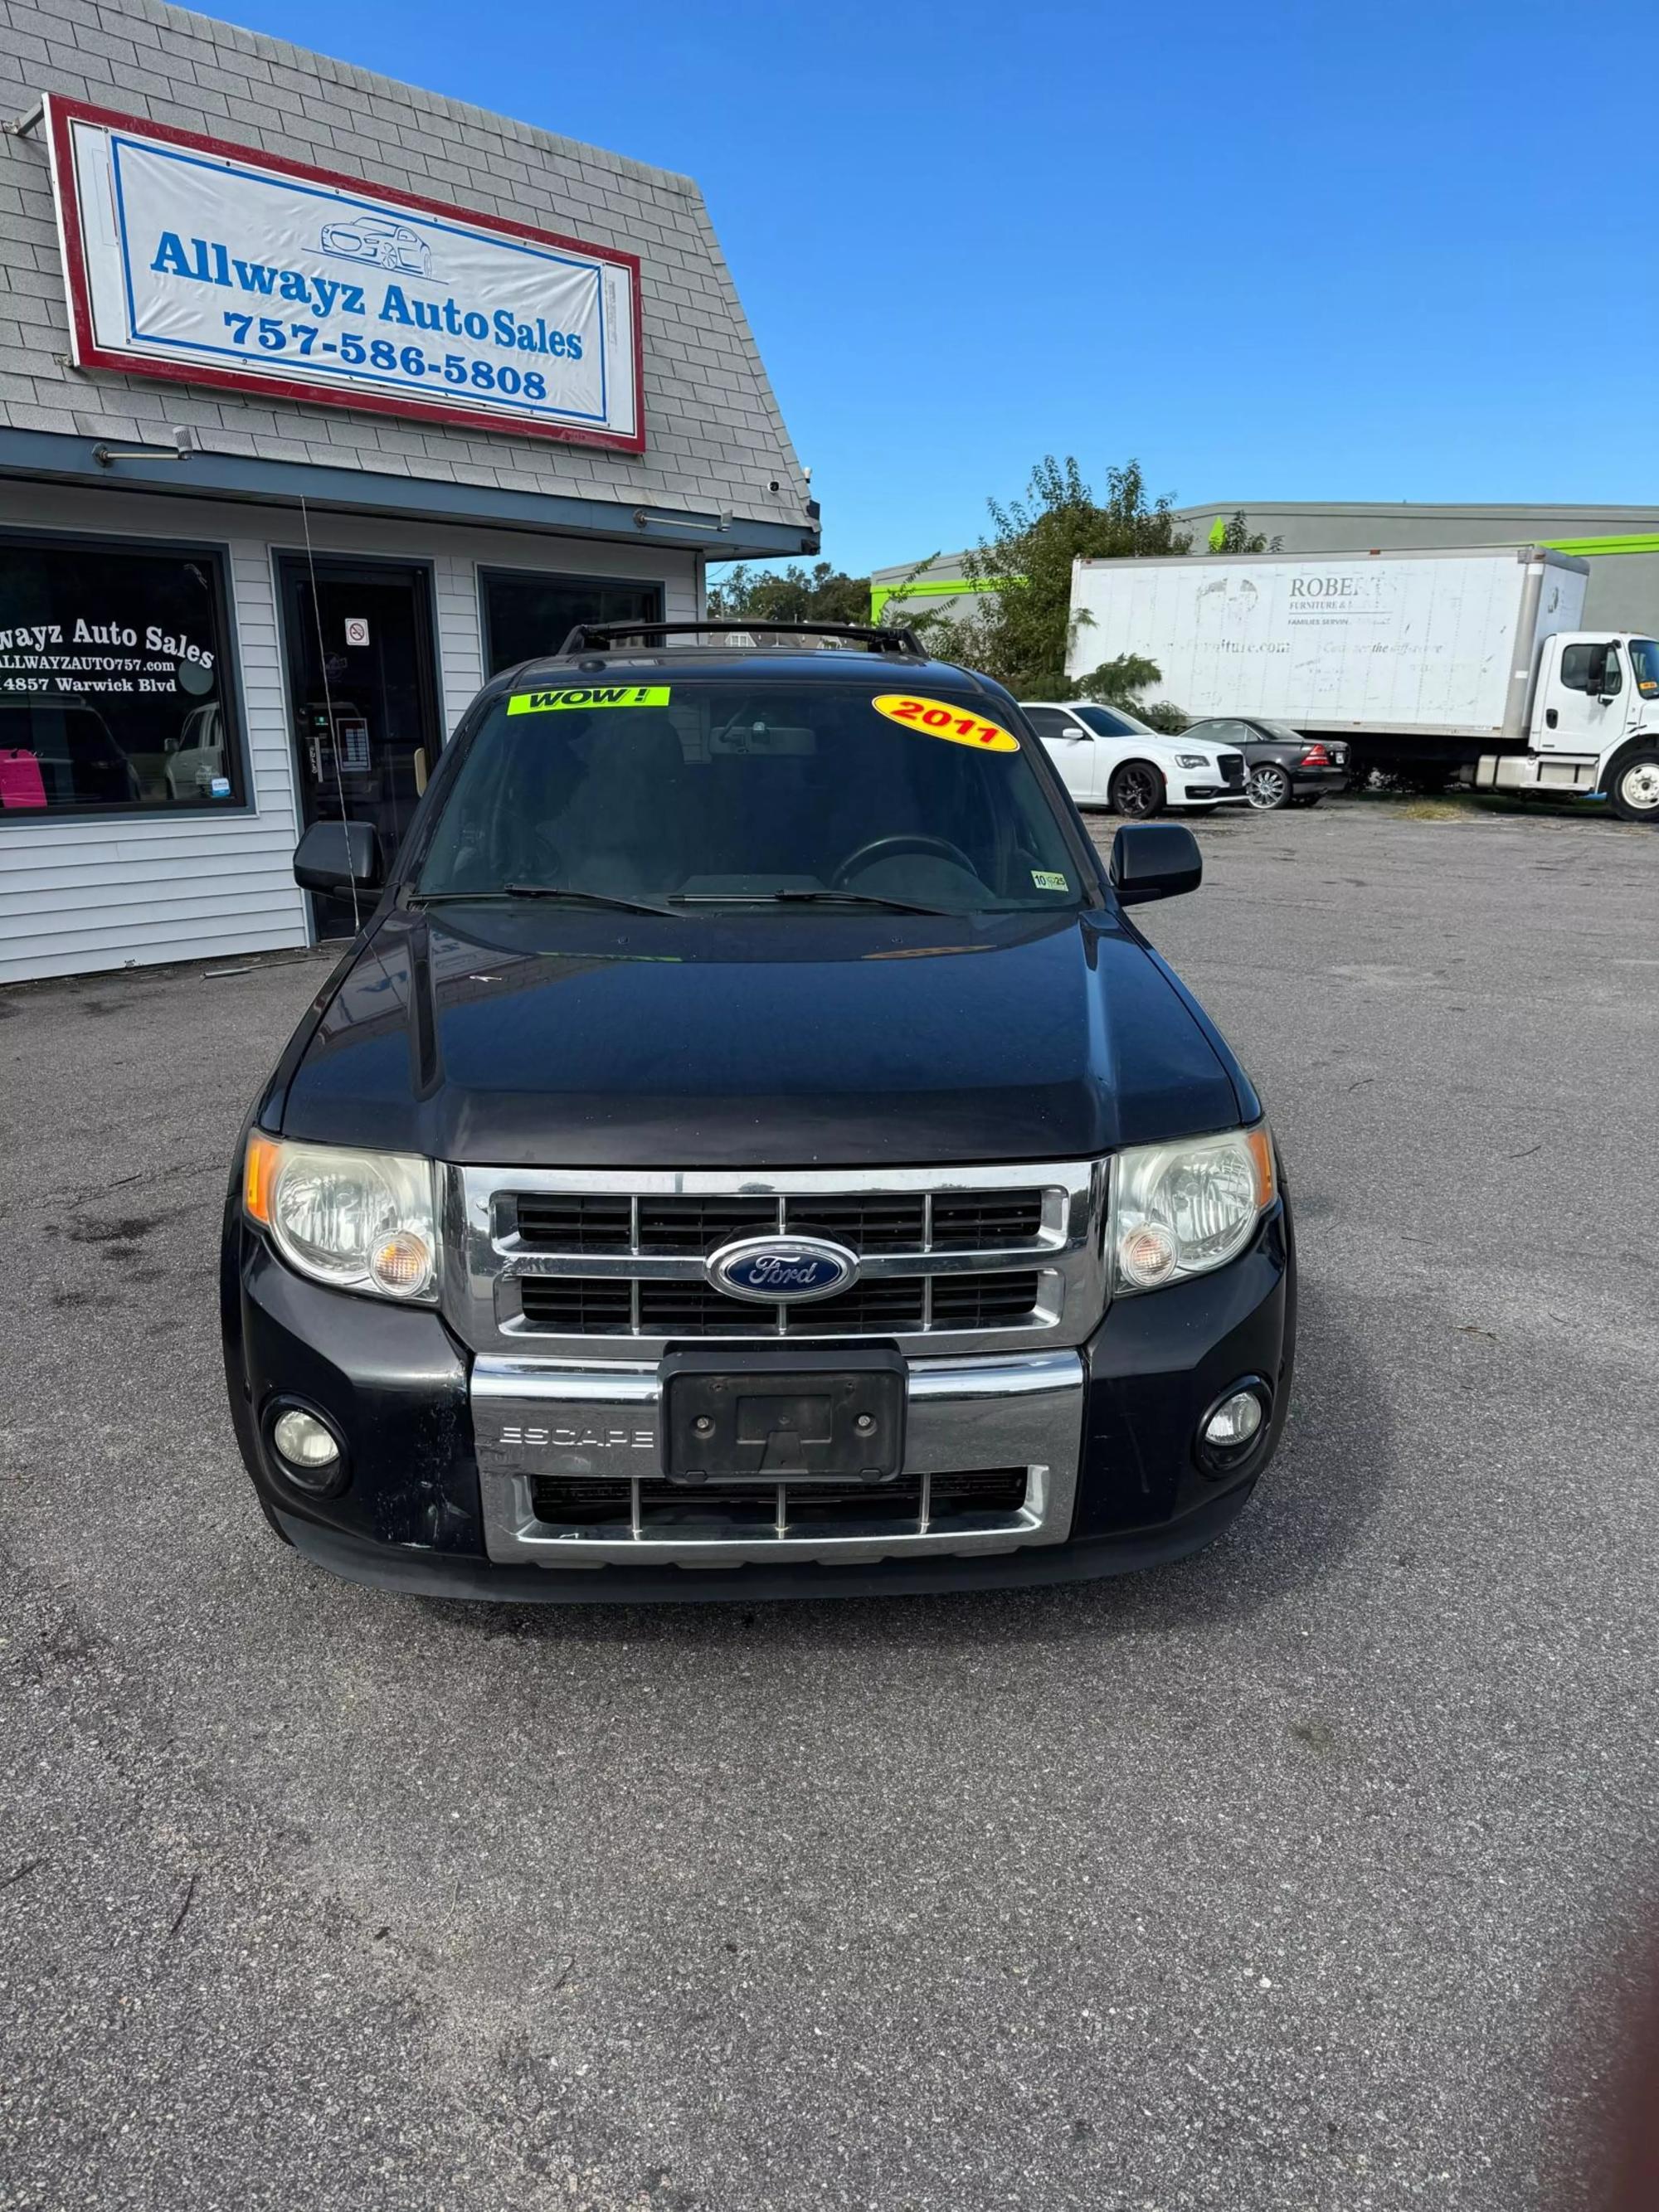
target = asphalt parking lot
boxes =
[2,796,1656,2211]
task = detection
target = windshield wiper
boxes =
[410,884,679,918]
[671,889,956,917]
[504,883,681,917]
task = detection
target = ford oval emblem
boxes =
[707,1235,859,1304]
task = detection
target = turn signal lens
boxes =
[1244,1124,1277,1211]
[369,1230,434,1296]
[244,1131,281,1225]
[1119,1223,1178,1289]
[1111,1123,1277,1296]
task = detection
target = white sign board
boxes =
[46,97,644,451]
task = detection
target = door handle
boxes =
[1545,708,1558,730]
[412,747,429,795]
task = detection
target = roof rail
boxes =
[553,618,928,658]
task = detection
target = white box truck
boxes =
[1066,545,1659,821]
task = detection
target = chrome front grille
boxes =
[444,1161,1107,1360]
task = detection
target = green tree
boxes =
[949,455,1192,698]
[1065,651,1190,733]
[868,552,970,656]
[705,560,870,628]
[1206,512,1282,553]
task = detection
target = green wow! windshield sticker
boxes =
[508,684,670,715]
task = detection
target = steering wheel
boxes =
[832,833,977,887]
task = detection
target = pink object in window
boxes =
[0,748,47,809]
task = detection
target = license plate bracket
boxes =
[660,1348,905,1484]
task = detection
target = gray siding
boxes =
[1168,504,1659,635]
[0,479,697,984]
[876,508,1659,637]
[0,0,810,532]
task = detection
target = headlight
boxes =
[1111,1124,1276,1293]
[1175,753,1209,769]
[244,1135,440,1301]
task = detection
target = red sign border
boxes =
[44,95,647,455]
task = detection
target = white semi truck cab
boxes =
[1476,630,1659,822]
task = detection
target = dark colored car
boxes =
[1182,717,1350,810]
[221,623,1295,1602]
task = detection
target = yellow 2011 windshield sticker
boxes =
[871,693,1019,752]
[508,684,670,714]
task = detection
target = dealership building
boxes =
[0,0,815,984]
[873,501,1659,637]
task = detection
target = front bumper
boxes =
[222,1204,1294,1601]
[1169,777,1249,808]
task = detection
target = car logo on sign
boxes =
[707,1237,857,1304]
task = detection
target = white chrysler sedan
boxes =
[1019,701,1248,817]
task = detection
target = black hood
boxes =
[270,906,1251,1168]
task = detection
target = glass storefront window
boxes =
[0,534,242,819]
[479,568,664,677]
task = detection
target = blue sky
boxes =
[220,0,1657,578]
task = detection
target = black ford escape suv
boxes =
[221,622,1295,1601]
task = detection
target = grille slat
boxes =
[517,1279,635,1333]
[513,1194,632,1252]
[636,1196,776,1253]
[929,1271,1042,1327]
[528,1469,1026,1534]
[504,1187,1046,1257]
[781,1195,927,1251]
[930,1193,1044,1247]
[517,1270,1040,1338]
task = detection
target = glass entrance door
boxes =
[277,555,441,937]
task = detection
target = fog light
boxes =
[271,1407,340,1479]
[1204,1390,1263,1450]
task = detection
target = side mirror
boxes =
[1110,822,1202,906]
[294,818,383,897]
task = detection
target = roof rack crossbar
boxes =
[553,618,928,658]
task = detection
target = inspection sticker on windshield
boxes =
[871,693,1019,751]
[1031,871,1069,891]
[508,685,671,715]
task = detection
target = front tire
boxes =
[1609,750,1659,823]
[1247,762,1292,810]
[1109,761,1166,818]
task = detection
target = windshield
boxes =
[1072,702,1160,740]
[414,677,1087,912]
[1628,639,1659,700]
